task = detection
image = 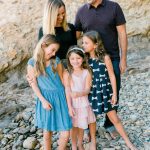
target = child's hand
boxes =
[71,92,78,98]
[69,107,75,117]
[42,100,52,110]
[111,95,117,106]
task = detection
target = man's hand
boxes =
[120,58,127,74]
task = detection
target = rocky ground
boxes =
[0,49,150,150]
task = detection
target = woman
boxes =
[39,0,77,67]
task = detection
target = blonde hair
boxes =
[33,34,60,76]
[43,0,69,35]
[83,31,106,61]
[66,45,92,75]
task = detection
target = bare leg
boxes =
[71,127,78,150]
[78,128,85,150]
[58,131,70,150]
[107,110,138,150]
[43,131,52,150]
[89,122,96,150]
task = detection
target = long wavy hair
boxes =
[83,30,106,61]
[66,45,92,75]
[33,34,60,76]
[43,0,69,35]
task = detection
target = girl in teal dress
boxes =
[27,34,72,150]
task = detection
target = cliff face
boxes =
[0,0,150,82]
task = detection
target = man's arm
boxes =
[117,24,128,74]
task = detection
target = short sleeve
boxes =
[56,57,61,65]
[74,9,83,31]
[27,58,35,67]
[115,3,126,26]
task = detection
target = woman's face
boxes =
[56,6,66,26]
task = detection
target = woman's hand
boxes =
[42,99,52,110]
[68,107,75,117]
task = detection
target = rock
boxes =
[1,138,9,146]
[30,126,36,133]
[97,127,106,139]
[0,128,3,134]
[52,141,57,148]
[103,148,115,150]
[23,137,38,149]
[0,133,4,140]
[4,134,13,140]
[83,142,90,150]
[104,132,112,141]
[8,123,19,129]
[18,127,30,134]
[22,111,32,121]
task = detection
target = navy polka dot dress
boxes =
[88,58,118,116]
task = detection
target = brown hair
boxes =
[66,45,92,74]
[83,30,106,61]
[43,0,69,35]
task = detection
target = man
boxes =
[75,0,127,139]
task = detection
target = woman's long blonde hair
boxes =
[43,0,69,35]
[33,34,60,76]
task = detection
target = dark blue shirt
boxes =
[75,0,126,60]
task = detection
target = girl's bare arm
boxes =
[27,65,52,110]
[104,55,117,98]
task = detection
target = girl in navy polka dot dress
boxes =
[82,31,137,150]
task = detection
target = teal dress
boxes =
[27,57,72,131]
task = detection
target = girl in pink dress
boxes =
[63,46,96,150]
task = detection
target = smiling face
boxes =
[43,43,59,60]
[56,6,66,26]
[69,52,84,70]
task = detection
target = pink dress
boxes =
[70,69,96,129]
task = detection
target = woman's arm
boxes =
[104,55,117,104]
[27,65,52,110]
